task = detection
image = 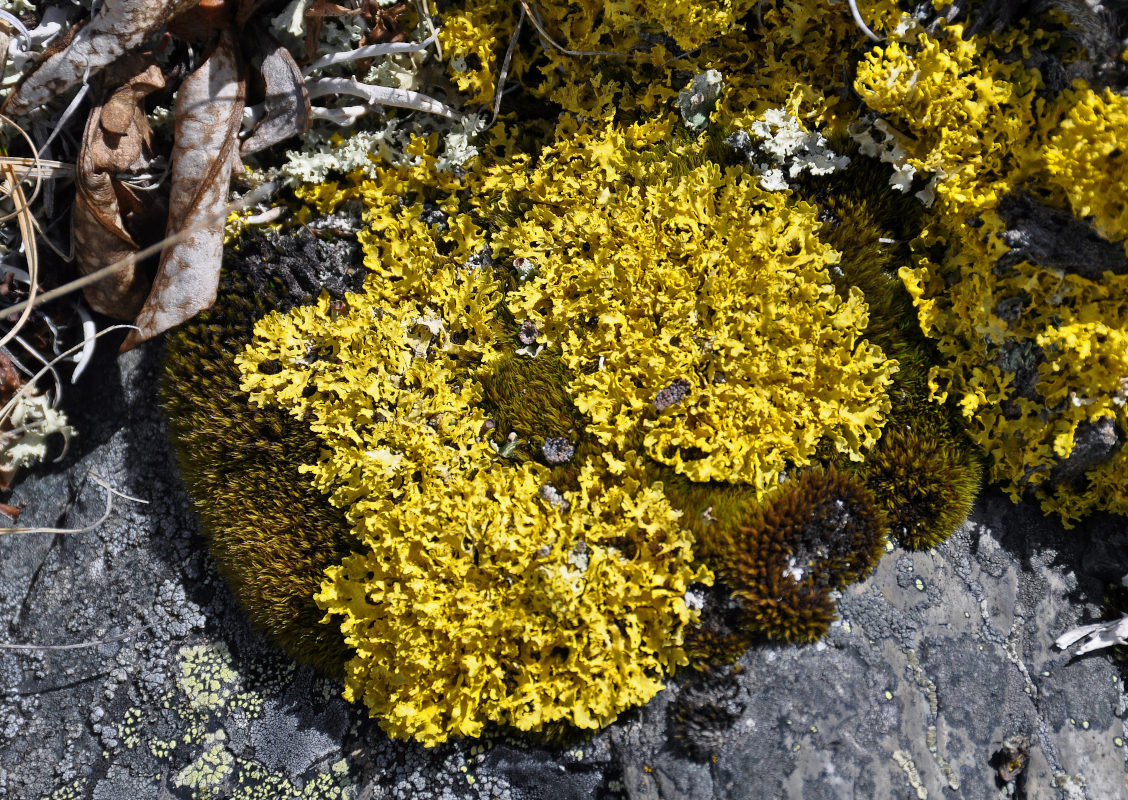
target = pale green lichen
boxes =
[173,731,236,799]
[0,393,75,471]
[92,644,355,800]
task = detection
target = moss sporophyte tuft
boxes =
[164,0,1127,747]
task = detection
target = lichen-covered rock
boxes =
[1,348,1125,799]
[235,108,905,743]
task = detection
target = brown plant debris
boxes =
[74,54,166,319]
[2,0,201,119]
[122,28,245,351]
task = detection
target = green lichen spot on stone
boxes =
[173,731,235,799]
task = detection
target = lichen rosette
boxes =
[235,114,897,745]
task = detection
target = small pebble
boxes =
[542,437,575,464]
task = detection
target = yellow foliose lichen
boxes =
[235,95,902,741]
[317,460,703,745]
[1041,84,1128,245]
[484,117,894,493]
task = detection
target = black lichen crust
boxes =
[161,242,357,676]
[668,669,746,762]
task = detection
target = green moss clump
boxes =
[863,426,983,549]
[161,272,353,676]
[726,467,887,643]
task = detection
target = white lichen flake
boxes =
[748,108,849,191]
[0,392,75,471]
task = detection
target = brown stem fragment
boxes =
[122,28,245,351]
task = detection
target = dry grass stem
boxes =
[0,472,147,537]
[0,181,280,324]
[488,4,525,127]
[0,324,137,427]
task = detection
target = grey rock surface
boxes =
[0,340,1126,800]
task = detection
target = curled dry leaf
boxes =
[74,54,166,319]
[2,0,200,119]
[240,23,311,156]
[122,28,244,351]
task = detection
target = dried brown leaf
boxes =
[74,54,166,319]
[2,0,199,119]
[241,24,311,156]
[0,351,21,408]
[167,0,234,42]
[122,29,244,351]
[235,0,275,31]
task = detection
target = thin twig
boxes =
[0,181,280,322]
[848,0,882,42]
[518,0,637,58]
[70,303,96,384]
[306,77,458,118]
[0,114,47,221]
[0,325,137,426]
[0,156,73,180]
[0,472,147,536]
[12,334,62,405]
[516,0,698,65]
[418,0,442,60]
[0,624,155,651]
[488,4,525,127]
[28,206,74,263]
[0,163,39,353]
[39,81,90,153]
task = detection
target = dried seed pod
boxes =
[123,28,245,350]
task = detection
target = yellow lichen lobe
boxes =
[1041,84,1128,245]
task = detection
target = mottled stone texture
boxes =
[0,340,1125,799]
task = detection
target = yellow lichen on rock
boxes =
[214,0,1128,745]
[854,17,1128,523]
[317,461,703,745]
[853,21,1043,210]
[234,102,901,741]
[1041,84,1128,245]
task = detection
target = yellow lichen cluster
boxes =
[237,99,898,741]
[1041,85,1128,244]
[852,23,1042,210]
[481,117,893,491]
[318,461,701,743]
[438,0,760,100]
[207,0,1128,747]
[853,20,1128,522]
